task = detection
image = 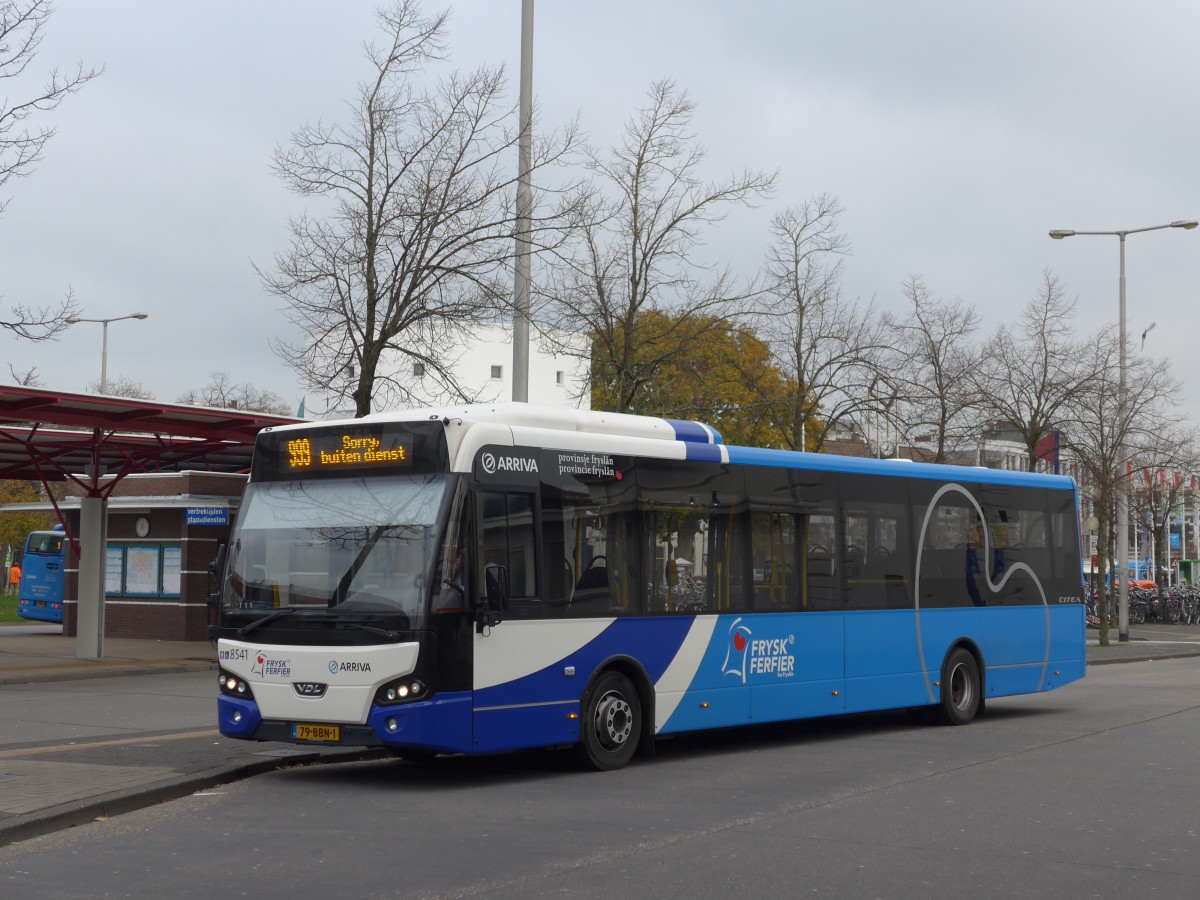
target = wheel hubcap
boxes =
[594,692,633,749]
[950,663,974,711]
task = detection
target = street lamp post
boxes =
[62,311,149,659]
[1049,219,1197,642]
[64,313,150,394]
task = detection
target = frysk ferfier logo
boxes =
[720,617,796,683]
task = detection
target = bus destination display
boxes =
[283,429,413,473]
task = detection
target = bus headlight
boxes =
[218,670,255,700]
[374,679,426,705]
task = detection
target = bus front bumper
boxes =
[217,692,474,754]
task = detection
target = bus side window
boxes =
[911,482,978,608]
[542,476,638,618]
[635,458,746,615]
[478,492,538,616]
[805,512,838,610]
[751,512,800,612]
[837,475,913,611]
[977,484,1051,607]
[539,485,576,612]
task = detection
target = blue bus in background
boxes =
[211,405,1086,770]
[18,527,66,624]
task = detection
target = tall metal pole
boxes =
[1049,218,1196,642]
[100,320,110,394]
[512,0,534,402]
[65,312,149,395]
[1116,235,1129,641]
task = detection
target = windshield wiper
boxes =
[236,607,298,638]
[337,620,401,641]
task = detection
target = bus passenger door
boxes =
[747,510,846,724]
[470,489,587,753]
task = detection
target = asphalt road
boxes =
[2,657,1200,899]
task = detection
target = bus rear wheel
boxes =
[579,671,642,771]
[939,647,981,726]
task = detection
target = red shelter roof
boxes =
[0,385,303,487]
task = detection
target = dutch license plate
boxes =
[292,723,340,742]
[35,601,46,607]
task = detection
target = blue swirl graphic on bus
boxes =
[914,482,1051,701]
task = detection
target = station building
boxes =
[49,471,246,641]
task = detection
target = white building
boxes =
[309,324,591,418]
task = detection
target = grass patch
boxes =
[0,595,21,624]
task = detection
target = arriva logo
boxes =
[328,659,373,674]
[721,618,796,683]
[481,451,539,475]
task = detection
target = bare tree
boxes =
[1064,322,1183,643]
[1129,426,1199,591]
[887,276,981,463]
[973,271,1094,470]
[261,0,580,417]
[178,371,290,415]
[754,195,892,452]
[1,3,96,339]
[537,79,776,413]
[7,362,40,385]
[87,373,153,400]
[0,286,78,340]
[1,0,100,213]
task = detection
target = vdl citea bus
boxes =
[211,404,1085,770]
[17,527,66,624]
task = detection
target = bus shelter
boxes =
[0,385,300,659]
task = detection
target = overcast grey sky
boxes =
[3,0,1199,425]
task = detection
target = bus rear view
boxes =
[17,529,66,624]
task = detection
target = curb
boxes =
[0,661,217,686]
[0,746,390,847]
[1087,651,1200,666]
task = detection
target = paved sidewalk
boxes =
[2,621,1200,848]
[0,626,217,686]
[0,625,388,847]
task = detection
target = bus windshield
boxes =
[222,473,451,630]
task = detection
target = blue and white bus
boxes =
[17,527,66,624]
[211,404,1085,769]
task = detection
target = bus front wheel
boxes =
[939,647,981,726]
[579,671,642,771]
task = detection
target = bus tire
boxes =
[578,671,642,771]
[939,647,980,726]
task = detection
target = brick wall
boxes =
[62,471,244,641]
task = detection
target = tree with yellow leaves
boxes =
[590,309,819,450]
